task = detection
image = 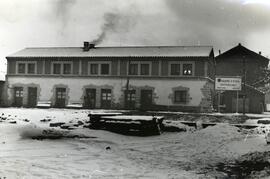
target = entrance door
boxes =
[27,87,37,107]
[84,88,96,108]
[140,89,152,109]
[14,87,23,107]
[125,90,136,109]
[55,88,66,108]
[101,89,112,109]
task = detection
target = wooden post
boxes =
[243,56,246,115]
[236,90,239,114]
[218,92,221,113]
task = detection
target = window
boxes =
[171,64,180,76]
[183,64,193,76]
[101,64,110,75]
[53,63,61,74]
[126,90,136,101]
[90,64,98,75]
[63,63,71,74]
[17,62,36,74]
[27,63,35,74]
[18,63,26,74]
[129,64,138,75]
[140,64,150,75]
[88,62,111,75]
[15,88,23,97]
[101,89,112,100]
[52,62,73,75]
[174,90,187,103]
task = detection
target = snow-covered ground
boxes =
[1,108,270,178]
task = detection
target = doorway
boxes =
[140,89,152,110]
[14,87,23,107]
[84,88,96,108]
[27,87,37,107]
[55,88,66,108]
[101,89,112,109]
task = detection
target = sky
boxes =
[0,0,270,80]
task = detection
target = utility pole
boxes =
[242,55,246,115]
[125,59,131,109]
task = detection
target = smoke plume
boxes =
[91,11,138,45]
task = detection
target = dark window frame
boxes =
[100,63,110,75]
[53,63,61,75]
[129,64,139,75]
[89,63,99,75]
[63,63,72,74]
[170,64,181,76]
[182,63,193,76]
[174,90,187,103]
[18,63,26,74]
[140,63,150,75]
[27,63,36,74]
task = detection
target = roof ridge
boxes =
[24,45,213,49]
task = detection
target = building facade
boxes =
[215,43,269,113]
[4,44,215,112]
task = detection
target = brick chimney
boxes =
[83,42,95,51]
[83,41,90,51]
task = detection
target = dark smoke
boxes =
[91,11,138,45]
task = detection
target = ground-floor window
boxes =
[174,90,187,103]
[101,89,112,109]
[14,87,23,107]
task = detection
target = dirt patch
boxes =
[215,151,270,179]
[163,114,249,124]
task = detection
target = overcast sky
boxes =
[1,0,270,79]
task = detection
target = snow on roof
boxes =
[7,46,213,58]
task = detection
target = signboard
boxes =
[215,77,242,91]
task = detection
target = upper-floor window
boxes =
[17,62,36,74]
[170,64,180,76]
[129,64,138,75]
[18,63,26,74]
[63,63,71,74]
[140,63,150,75]
[27,63,36,74]
[128,61,151,76]
[52,62,72,75]
[169,62,194,76]
[183,64,193,76]
[101,64,110,75]
[53,63,61,74]
[88,62,111,76]
[90,64,99,75]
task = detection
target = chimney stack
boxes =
[83,42,96,51]
[218,50,221,55]
[83,41,90,51]
[259,51,262,55]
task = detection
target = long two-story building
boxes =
[4,43,215,112]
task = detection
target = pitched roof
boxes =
[216,43,269,63]
[7,46,213,58]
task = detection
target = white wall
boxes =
[6,76,208,107]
